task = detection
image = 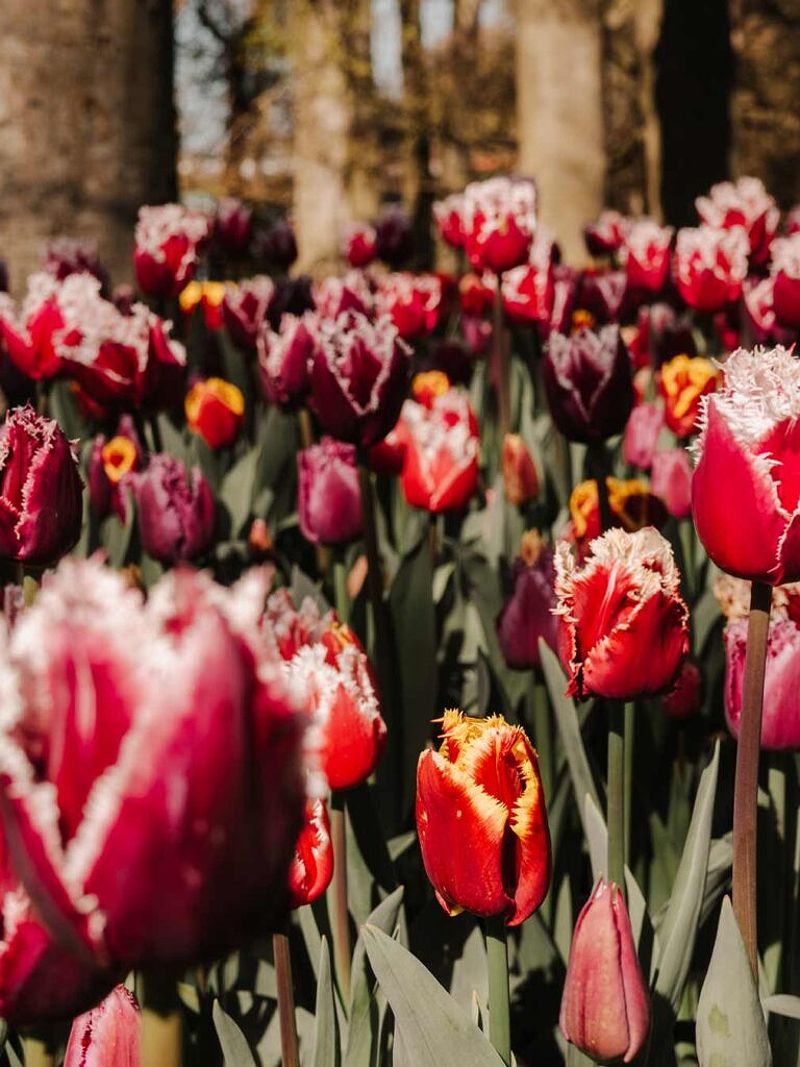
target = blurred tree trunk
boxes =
[400,0,435,269]
[0,0,176,292]
[515,0,605,261]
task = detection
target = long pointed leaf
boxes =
[312,937,341,1067]
[212,1000,257,1067]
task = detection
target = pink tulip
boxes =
[64,986,141,1066]
[298,437,363,545]
[623,402,664,470]
[651,447,692,519]
[725,615,800,750]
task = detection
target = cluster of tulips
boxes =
[0,171,795,1066]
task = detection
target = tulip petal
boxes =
[64,985,141,1066]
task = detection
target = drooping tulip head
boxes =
[416,710,551,925]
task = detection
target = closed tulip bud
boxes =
[696,177,779,267]
[222,276,275,350]
[88,417,142,522]
[416,710,551,924]
[725,615,800,749]
[135,454,215,565]
[659,353,719,438]
[463,176,537,274]
[542,325,634,444]
[309,311,411,448]
[584,210,627,257]
[399,389,479,513]
[376,273,442,340]
[568,477,668,555]
[496,532,558,670]
[258,312,317,409]
[0,406,83,564]
[298,437,363,545]
[623,401,664,470]
[185,377,245,449]
[344,223,377,268]
[663,659,702,719]
[624,220,673,296]
[692,345,800,584]
[555,527,689,700]
[134,204,210,298]
[560,879,650,1064]
[502,433,539,505]
[375,205,414,269]
[770,234,800,329]
[673,225,749,313]
[433,194,466,249]
[288,798,334,909]
[214,196,253,255]
[258,219,298,272]
[64,986,141,1067]
[651,447,692,519]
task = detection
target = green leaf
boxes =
[696,897,772,1067]
[102,494,136,569]
[212,999,257,1067]
[312,937,341,1067]
[653,741,720,1009]
[362,925,505,1067]
[219,444,261,538]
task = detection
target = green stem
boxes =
[587,444,613,533]
[485,916,511,1065]
[273,930,300,1067]
[623,701,635,870]
[333,554,349,624]
[492,276,510,440]
[607,701,625,893]
[732,579,771,976]
[328,793,351,1003]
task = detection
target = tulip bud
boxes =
[433,194,466,249]
[502,434,539,505]
[215,196,253,255]
[542,326,634,445]
[459,273,494,317]
[692,345,800,584]
[399,389,480,513]
[560,879,650,1064]
[248,517,274,559]
[135,454,215,565]
[496,532,557,670]
[770,234,800,329]
[288,798,334,909]
[344,223,377,268]
[650,447,692,519]
[462,176,536,274]
[584,210,627,257]
[416,710,551,924]
[374,205,414,269]
[222,276,274,350]
[696,176,779,267]
[0,405,83,564]
[623,220,673,296]
[134,204,210,298]
[673,225,749,313]
[725,614,800,749]
[659,354,719,438]
[298,437,363,545]
[64,986,141,1067]
[185,377,245,450]
[257,219,298,272]
[623,401,664,470]
[555,527,689,700]
[663,659,702,719]
[376,273,442,340]
[258,312,316,409]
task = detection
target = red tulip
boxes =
[223,276,275,350]
[288,799,334,908]
[501,261,554,325]
[416,710,551,925]
[135,454,215,564]
[433,194,466,249]
[624,220,673,296]
[725,615,800,750]
[314,273,373,320]
[555,526,689,699]
[0,560,307,969]
[560,879,650,1063]
[584,210,628,257]
[367,424,406,477]
[659,353,719,439]
[0,405,83,564]
[502,433,539,505]
[673,225,748,313]
[651,447,692,519]
[663,659,702,719]
[462,177,537,274]
[623,401,664,470]
[298,437,363,545]
[344,223,377,268]
[692,345,800,584]
[0,275,66,380]
[459,272,494,317]
[399,388,479,513]
[44,236,108,289]
[178,280,225,331]
[215,196,253,255]
[496,532,558,670]
[64,986,141,1067]
[258,311,317,409]
[88,416,142,522]
[696,176,779,267]
[376,273,442,340]
[742,278,795,347]
[134,204,210,298]
[185,377,245,449]
[770,234,800,329]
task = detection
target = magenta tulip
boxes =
[135,454,215,565]
[298,437,363,545]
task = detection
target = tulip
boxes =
[416,710,551,924]
[64,986,141,1066]
[185,377,245,449]
[433,194,466,249]
[502,433,539,505]
[696,176,779,267]
[496,532,558,670]
[135,454,215,564]
[501,262,554,325]
[269,275,316,328]
[577,269,627,325]
[568,477,667,554]
[258,312,317,409]
[0,272,69,380]
[222,276,275,350]
[179,279,225,331]
[367,425,406,477]
[663,659,702,719]
[214,196,253,255]
[258,219,298,272]
[0,405,83,564]
[309,311,411,448]
[624,220,673,296]
[462,176,537,274]
[560,879,650,1063]
[374,205,414,269]
[584,210,627,257]
[555,526,689,700]
[459,272,494,317]
[651,447,692,519]
[134,204,210,298]
[770,234,800,329]
[627,302,697,371]
[343,223,377,268]
[423,339,474,387]
[742,277,795,347]
[88,416,142,522]
[399,389,480,513]
[298,437,363,545]
[44,236,108,289]
[314,273,373,320]
[376,273,442,340]
[659,353,719,438]
[673,225,749,313]
[725,615,800,749]
[0,560,307,969]
[623,401,664,470]
[692,345,800,584]
[288,799,334,909]
[542,325,634,445]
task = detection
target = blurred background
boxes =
[0,0,794,288]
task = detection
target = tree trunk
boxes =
[515,0,605,262]
[0,0,176,293]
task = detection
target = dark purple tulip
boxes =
[223,276,275,350]
[0,405,83,564]
[258,312,317,409]
[577,270,626,325]
[496,535,558,671]
[268,275,316,330]
[309,310,411,448]
[135,454,215,565]
[423,339,474,386]
[542,325,634,444]
[298,437,363,545]
[375,205,414,269]
[215,197,253,256]
[258,220,298,273]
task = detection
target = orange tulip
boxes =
[185,376,245,449]
[659,353,719,438]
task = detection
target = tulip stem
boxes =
[492,276,511,440]
[732,579,772,977]
[485,916,511,1066]
[623,701,634,869]
[587,444,613,532]
[273,930,300,1067]
[333,555,349,624]
[328,792,352,1004]
[607,701,625,894]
